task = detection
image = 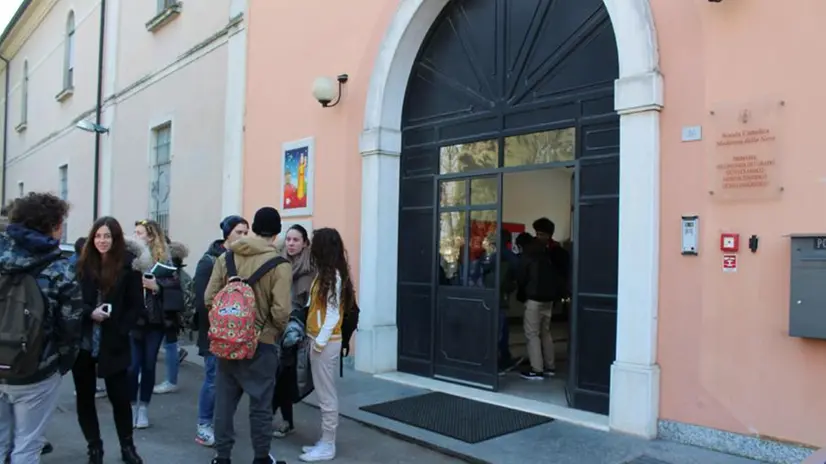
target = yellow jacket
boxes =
[305,272,342,348]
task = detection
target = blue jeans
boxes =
[198,354,217,426]
[164,337,179,385]
[0,374,61,464]
[129,330,164,404]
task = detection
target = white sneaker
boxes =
[135,405,150,429]
[299,442,335,462]
[131,404,138,428]
[153,381,179,394]
[301,442,321,453]
[195,424,215,447]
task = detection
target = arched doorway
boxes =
[397,0,620,414]
[357,0,663,438]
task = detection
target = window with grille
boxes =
[64,12,75,90]
[150,123,172,235]
[20,61,28,125]
[59,165,68,243]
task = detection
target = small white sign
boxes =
[681,125,702,142]
[722,254,737,273]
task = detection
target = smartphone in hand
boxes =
[143,273,155,280]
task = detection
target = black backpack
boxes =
[339,302,360,377]
[0,265,50,381]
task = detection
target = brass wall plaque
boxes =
[707,100,785,201]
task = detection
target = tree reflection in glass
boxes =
[439,211,466,286]
[504,128,575,167]
[440,139,498,174]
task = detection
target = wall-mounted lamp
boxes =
[76,119,109,134]
[312,74,349,108]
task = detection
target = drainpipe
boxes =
[92,0,106,219]
[0,55,8,207]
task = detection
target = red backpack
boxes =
[208,251,287,360]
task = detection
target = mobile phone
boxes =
[101,304,112,315]
[143,273,155,280]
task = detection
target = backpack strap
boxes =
[247,257,288,286]
[225,251,238,278]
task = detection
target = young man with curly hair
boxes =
[0,192,83,464]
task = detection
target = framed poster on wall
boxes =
[280,137,315,217]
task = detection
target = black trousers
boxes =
[72,350,134,448]
[272,363,296,427]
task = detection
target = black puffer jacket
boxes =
[131,239,187,343]
[78,237,153,377]
[194,239,225,355]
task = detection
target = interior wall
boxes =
[503,168,573,241]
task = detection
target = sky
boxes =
[0,1,24,36]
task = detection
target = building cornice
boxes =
[0,0,60,63]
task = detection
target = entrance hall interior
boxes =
[498,167,573,408]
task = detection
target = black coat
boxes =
[194,239,225,355]
[78,250,145,378]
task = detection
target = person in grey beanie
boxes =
[193,215,249,447]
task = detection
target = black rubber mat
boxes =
[359,392,553,444]
[625,456,671,464]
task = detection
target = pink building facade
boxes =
[0,0,248,261]
[242,1,823,461]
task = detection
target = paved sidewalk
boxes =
[42,361,463,463]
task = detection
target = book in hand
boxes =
[149,262,178,279]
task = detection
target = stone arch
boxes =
[357,0,663,438]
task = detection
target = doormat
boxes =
[359,392,553,444]
[624,456,671,464]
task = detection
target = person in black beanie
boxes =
[192,215,249,447]
[205,207,291,464]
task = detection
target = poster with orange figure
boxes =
[280,137,315,217]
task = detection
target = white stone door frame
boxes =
[356,0,664,438]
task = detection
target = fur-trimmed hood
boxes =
[168,241,189,260]
[124,237,154,272]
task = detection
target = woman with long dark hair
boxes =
[74,217,151,464]
[272,224,315,438]
[129,219,184,429]
[299,228,355,462]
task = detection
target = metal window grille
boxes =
[20,61,28,124]
[150,124,171,236]
[65,12,75,90]
[59,165,68,243]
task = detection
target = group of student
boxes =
[0,191,356,464]
[487,217,571,380]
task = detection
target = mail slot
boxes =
[789,234,826,339]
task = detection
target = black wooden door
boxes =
[397,0,620,408]
[567,119,620,414]
[433,174,501,389]
[397,147,439,377]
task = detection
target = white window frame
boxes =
[64,11,75,91]
[20,60,28,126]
[59,165,68,242]
[149,122,172,235]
